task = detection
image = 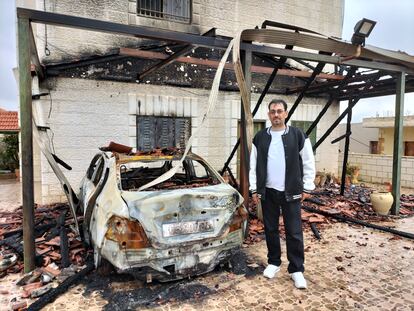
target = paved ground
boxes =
[1,217,413,310]
[0,179,21,213]
[1,181,413,310]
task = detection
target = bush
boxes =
[0,134,19,172]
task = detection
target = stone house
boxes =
[363,116,414,156]
[18,0,345,203]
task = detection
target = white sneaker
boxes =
[263,264,280,279]
[291,272,307,289]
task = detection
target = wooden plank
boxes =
[120,48,344,80]
[18,17,35,273]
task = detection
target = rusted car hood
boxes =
[121,184,243,248]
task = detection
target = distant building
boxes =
[363,116,414,156]
[338,123,378,154]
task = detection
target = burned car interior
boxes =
[119,158,221,191]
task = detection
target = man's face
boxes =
[268,103,288,127]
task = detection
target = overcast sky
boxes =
[1,0,413,122]
[341,0,414,122]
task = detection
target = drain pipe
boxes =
[302,204,414,240]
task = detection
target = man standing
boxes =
[249,99,315,289]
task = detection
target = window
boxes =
[290,121,316,146]
[370,141,379,154]
[404,142,414,156]
[136,116,191,151]
[137,0,191,23]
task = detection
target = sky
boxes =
[341,0,414,122]
[0,0,413,122]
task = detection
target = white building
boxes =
[18,0,345,203]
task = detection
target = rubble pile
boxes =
[0,203,89,302]
[245,185,414,244]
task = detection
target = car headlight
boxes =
[105,216,150,249]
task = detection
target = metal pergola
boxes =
[17,8,414,272]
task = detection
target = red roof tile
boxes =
[0,110,19,132]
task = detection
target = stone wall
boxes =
[339,152,414,189]
[20,0,344,63]
[34,78,340,203]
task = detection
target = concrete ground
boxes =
[1,217,413,310]
[1,181,413,310]
[0,179,42,212]
[0,179,22,213]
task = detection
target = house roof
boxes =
[0,109,19,133]
[363,115,414,128]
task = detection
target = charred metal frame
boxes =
[17,7,412,271]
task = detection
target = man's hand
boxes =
[252,193,260,205]
[301,192,312,202]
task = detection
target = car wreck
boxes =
[37,136,248,282]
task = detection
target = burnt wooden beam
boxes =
[239,49,252,206]
[340,100,353,195]
[312,73,381,151]
[286,71,382,95]
[306,68,357,136]
[221,47,293,175]
[17,8,414,73]
[286,61,326,123]
[137,28,216,81]
[18,16,36,273]
[121,48,344,80]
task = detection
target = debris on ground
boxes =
[245,184,414,244]
[0,181,412,308]
[0,203,89,307]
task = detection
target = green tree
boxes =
[0,134,19,171]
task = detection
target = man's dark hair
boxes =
[268,99,288,111]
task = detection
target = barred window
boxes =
[136,116,191,152]
[137,0,191,23]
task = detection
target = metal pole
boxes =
[340,100,352,195]
[239,50,252,205]
[286,61,326,123]
[391,72,405,215]
[306,68,356,136]
[312,73,381,151]
[18,17,35,272]
[221,65,279,175]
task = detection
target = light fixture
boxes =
[351,18,376,46]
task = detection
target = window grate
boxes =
[137,0,191,23]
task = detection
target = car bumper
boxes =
[99,229,244,281]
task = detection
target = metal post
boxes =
[286,61,326,123]
[239,50,252,205]
[391,72,405,215]
[340,100,352,195]
[221,65,279,175]
[306,68,356,136]
[18,17,35,272]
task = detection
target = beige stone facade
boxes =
[33,78,341,203]
[20,0,344,62]
[18,0,346,203]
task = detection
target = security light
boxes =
[351,18,376,46]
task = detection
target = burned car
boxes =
[78,149,247,281]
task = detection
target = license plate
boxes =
[162,220,214,237]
